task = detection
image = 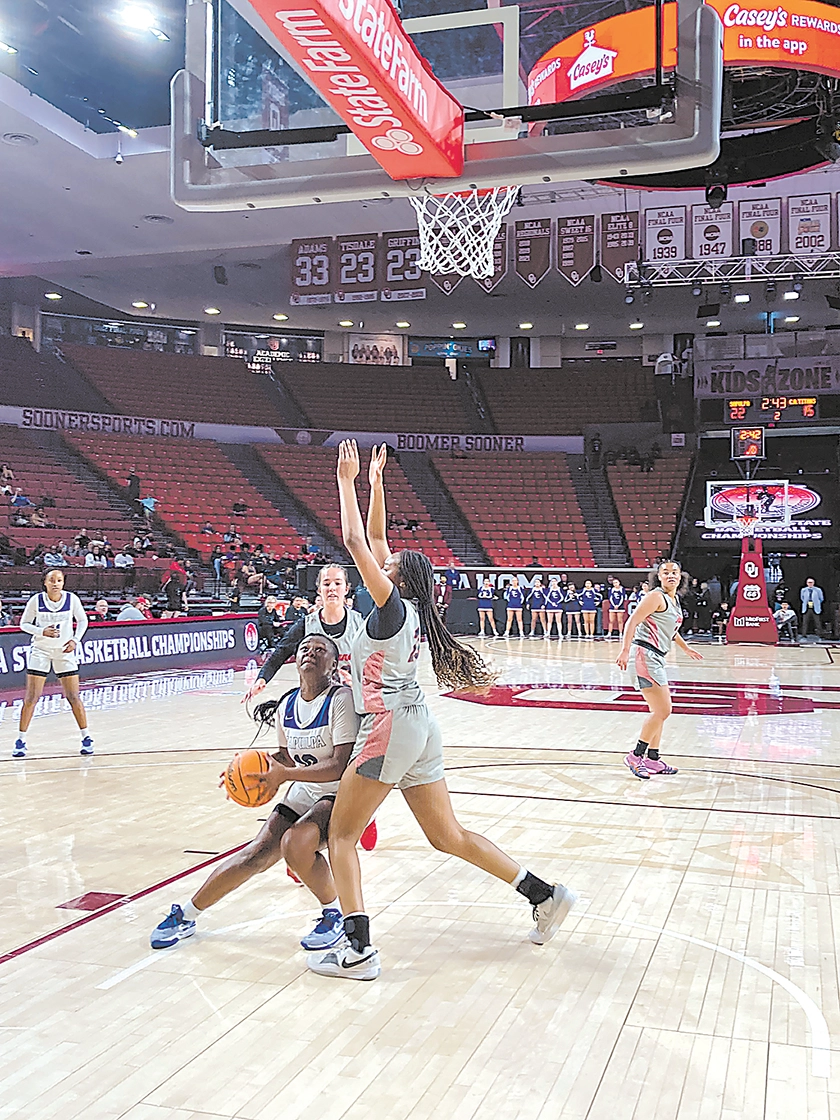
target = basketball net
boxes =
[408,185,519,279]
[735,514,758,538]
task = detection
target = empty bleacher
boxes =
[607,453,693,567]
[477,363,656,435]
[0,336,114,413]
[276,363,473,433]
[260,445,458,565]
[62,345,293,427]
[432,453,594,566]
[67,434,304,559]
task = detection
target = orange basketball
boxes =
[223,749,273,807]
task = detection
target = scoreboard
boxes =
[726,396,819,424]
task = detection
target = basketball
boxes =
[223,750,273,808]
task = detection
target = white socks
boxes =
[182,900,201,921]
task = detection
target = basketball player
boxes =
[616,560,703,780]
[308,442,576,981]
[476,577,498,638]
[526,577,547,639]
[150,633,360,951]
[607,578,627,638]
[12,569,91,758]
[544,577,564,640]
[502,576,525,638]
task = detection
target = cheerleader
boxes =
[563,582,582,638]
[617,560,703,779]
[544,577,564,640]
[503,576,525,639]
[13,569,91,758]
[578,580,601,639]
[526,577,547,639]
[607,578,627,638]
[627,580,649,614]
[476,578,498,638]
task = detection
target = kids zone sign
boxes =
[527,0,840,107]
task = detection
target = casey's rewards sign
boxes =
[245,0,464,179]
[528,0,840,107]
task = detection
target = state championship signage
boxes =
[528,0,840,108]
[246,0,464,179]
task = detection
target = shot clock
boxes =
[731,427,765,460]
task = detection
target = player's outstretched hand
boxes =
[336,439,360,483]
[686,647,704,661]
[368,443,387,488]
[242,677,266,703]
[615,648,629,670]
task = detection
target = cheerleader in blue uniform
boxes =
[477,577,499,638]
[607,578,628,638]
[563,582,582,638]
[579,579,601,639]
[526,577,547,639]
[544,578,564,641]
[503,577,525,639]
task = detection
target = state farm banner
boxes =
[514,219,552,288]
[475,225,508,293]
[694,356,840,397]
[246,0,464,180]
[600,212,639,282]
[556,216,595,285]
[691,203,734,260]
[787,194,831,254]
[644,206,686,264]
[739,198,782,256]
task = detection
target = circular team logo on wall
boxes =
[244,622,259,652]
[657,228,674,244]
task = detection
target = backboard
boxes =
[171,0,722,210]
[704,479,792,533]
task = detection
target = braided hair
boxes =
[248,634,340,736]
[398,550,495,690]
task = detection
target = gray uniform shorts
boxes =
[353,703,445,788]
[633,643,669,690]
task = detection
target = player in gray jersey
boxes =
[307,440,577,983]
[617,559,703,780]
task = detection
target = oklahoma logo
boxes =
[568,30,618,91]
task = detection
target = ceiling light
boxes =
[783,290,799,300]
[704,180,727,211]
[131,300,149,309]
[395,321,410,328]
[43,292,62,300]
[784,315,800,323]
[519,322,533,330]
[338,319,354,327]
[624,291,635,304]
[0,40,17,55]
[119,5,157,30]
[452,321,466,329]
[691,283,703,297]
[272,312,289,321]
[629,321,644,330]
[574,323,589,331]
[117,125,139,138]
[204,307,221,315]
[734,293,750,303]
[706,319,721,327]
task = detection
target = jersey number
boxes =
[407,627,420,663]
[291,753,319,767]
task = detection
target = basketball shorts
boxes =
[632,643,668,690]
[27,647,80,678]
[353,703,445,788]
[274,782,336,843]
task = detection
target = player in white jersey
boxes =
[307,441,577,982]
[150,632,361,951]
[616,560,703,780]
[12,568,91,758]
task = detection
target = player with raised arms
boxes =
[13,568,91,758]
[616,559,703,780]
[307,441,576,981]
[149,633,360,951]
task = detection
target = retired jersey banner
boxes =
[290,238,333,305]
[514,219,552,288]
[691,203,734,260]
[334,234,378,303]
[787,194,831,254]
[739,198,782,256]
[475,225,508,293]
[556,215,595,285]
[644,206,686,264]
[600,212,639,282]
[378,230,425,301]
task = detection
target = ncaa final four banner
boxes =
[644,207,686,265]
[691,202,735,260]
[787,195,831,254]
[739,198,782,256]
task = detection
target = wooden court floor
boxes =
[2,639,840,1120]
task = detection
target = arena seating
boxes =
[432,453,594,565]
[276,363,472,433]
[0,336,114,413]
[607,453,693,567]
[61,345,292,427]
[0,425,135,551]
[259,445,458,565]
[67,434,304,559]
[476,363,655,435]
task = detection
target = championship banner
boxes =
[378,230,426,301]
[514,219,552,288]
[739,198,782,256]
[787,194,831,254]
[334,234,378,303]
[691,202,734,260]
[644,206,686,263]
[428,270,464,295]
[246,0,464,180]
[694,355,840,397]
[556,215,595,285]
[290,238,333,305]
[600,212,639,282]
[475,225,508,293]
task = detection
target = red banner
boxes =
[726,537,778,644]
[245,0,464,180]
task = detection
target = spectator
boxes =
[800,578,824,638]
[139,495,157,527]
[201,521,214,535]
[257,595,286,646]
[404,518,420,532]
[0,463,14,489]
[223,525,240,545]
[231,498,248,518]
[75,528,91,551]
[43,546,67,567]
[284,595,312,625]
[10,487,32,509]
[161,569,186,617]
[774,601,798,642]
[210,544,224,582]
[91,599,110,622]
[240,560,265,596]
[126,468,141,512]
[706,574,722,610]
[135,595,154,620]
[712,601,731,638]
[117,596,146,622]
[29,508,55,529]
[114,548,135,570]
[38,492,57,510]
[0,597,11,627]
[696,582,712,633]
[85,546,106,568]
[682,578,699,634]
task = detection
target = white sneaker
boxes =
[306,940,381,981]
[529,884,578,945]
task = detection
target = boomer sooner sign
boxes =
[244,0,464,179]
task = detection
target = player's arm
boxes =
[19,597,41,637]
[673,632,703,660]
[365,444,391,568]
[337,440,393,608]
[67,595,88,650]
[616,591,665,669]
[243,618,306,700]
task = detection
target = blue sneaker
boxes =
[150,904,197,949]
[80,736,94,756]
[300,908,344,951]
[12,739,26,758]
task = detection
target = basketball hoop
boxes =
[735,514,758,538]
[408,185,519,279]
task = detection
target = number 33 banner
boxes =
[644,207,686,265]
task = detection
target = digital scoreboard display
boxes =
[731,427,765,460]
[727,396,819,424]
